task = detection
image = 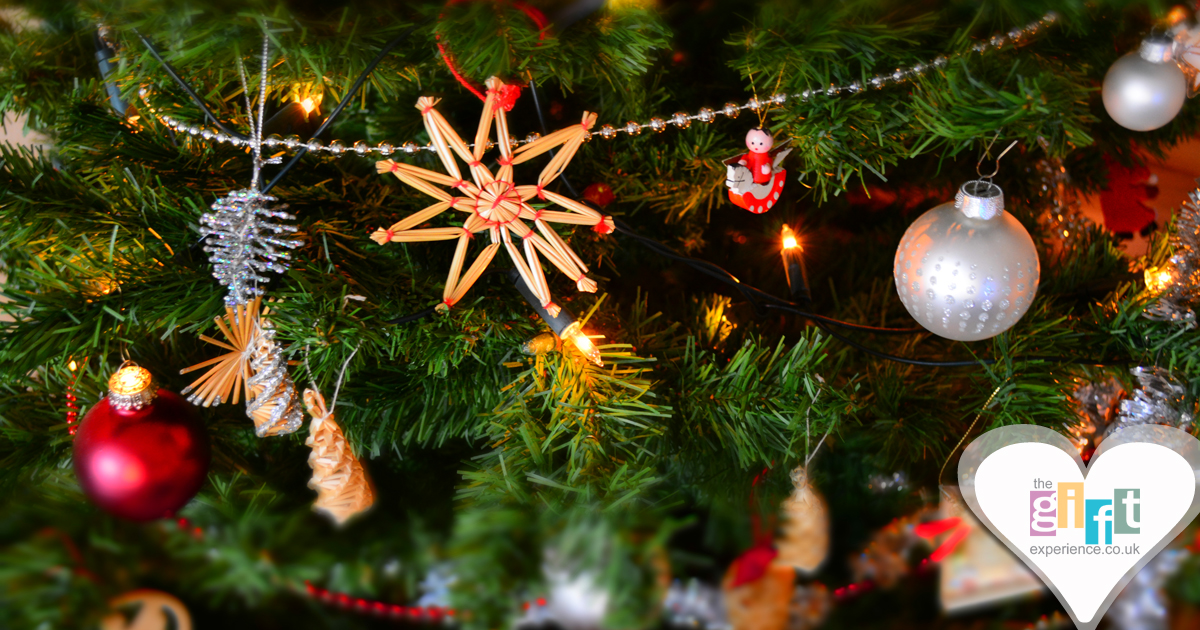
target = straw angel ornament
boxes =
[372,77,612,316]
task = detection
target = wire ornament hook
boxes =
[976,138,1019,180]
[235,29,272,191]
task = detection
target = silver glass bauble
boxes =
[1102,37,1187,132]
[893,180,1040,342]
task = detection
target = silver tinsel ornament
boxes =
[1066,378,1124,457]
[1035,153,1094,247]
[200,188,301,306]
[663,579,729,630]
[1107,549,1189,630]
[1116,366,1195,430]
[894,180,1040,341]
[245,323,304,437]
[1144,182,1200,327]
[1103,37,1188,132]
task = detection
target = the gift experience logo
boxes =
[1029,479,1142,550]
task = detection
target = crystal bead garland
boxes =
[140,12,1059,158]
[199,189,302,306]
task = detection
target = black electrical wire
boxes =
[263,19,430,194]
[612,218,925,333]
[609,219,1128,367]
[133,29,250,142]
[764,304,928,335]
[814,321,991,367]
[526,79,581,198]
[387,306,437,325]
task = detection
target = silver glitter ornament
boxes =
[1116,366,1195,430]
[200,189,301,306]
[1102,37,1188,132]
[893,180,1040,341]
[245,323,304,437]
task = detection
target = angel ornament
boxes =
[724,128,792,214]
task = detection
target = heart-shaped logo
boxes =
[958,424,1200,629]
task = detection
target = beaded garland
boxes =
[137,12,1058,158]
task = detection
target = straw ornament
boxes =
[179,298,303,436]
[180,298,264,407]
[774,466,829,575]
[303,388,375,525]
[372,76,610,315]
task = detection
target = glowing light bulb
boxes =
[562,323,603,366]
[781,224,800,250]
[779,224,811,301]
[299,97,317,115]
[1145,265,1176,294]
[68,360,78,372]
[109,365,153,396]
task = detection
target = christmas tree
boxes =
[3,1,1200,628]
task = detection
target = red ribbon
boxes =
[729,464,779,587]
[436,0,547,102]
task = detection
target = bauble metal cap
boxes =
[954,180,1005,220]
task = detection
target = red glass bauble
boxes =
[72,390,210,521]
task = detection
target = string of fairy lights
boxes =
[118,12,1103,369]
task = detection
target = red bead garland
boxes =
[66,359,81,435]
[303,581,455,624]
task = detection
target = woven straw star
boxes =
[372,77,613,316]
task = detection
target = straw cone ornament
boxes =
[372,76,612,315]
[180,298,303,436]
[303,388,374,525]
[774,466,829,575]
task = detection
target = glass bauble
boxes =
[1102,38,1187,132]
[73,371,210,521]
[893,181,1040,342]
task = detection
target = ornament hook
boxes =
[976,138,1019,180]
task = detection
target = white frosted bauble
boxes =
[1102,39,1187,132]
[893,181,1039,342]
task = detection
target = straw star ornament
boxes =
[372,77,612,315]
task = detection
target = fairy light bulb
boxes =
[562,322,603,367]
[1145,264,1176,294]
[509,270,604,366]
[782,225,800,251]
[780,224,811,303]
[299,97,317,115]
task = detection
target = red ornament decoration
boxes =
[73,363,210,522]
[582,182,616,208]
[723,129,791,214]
